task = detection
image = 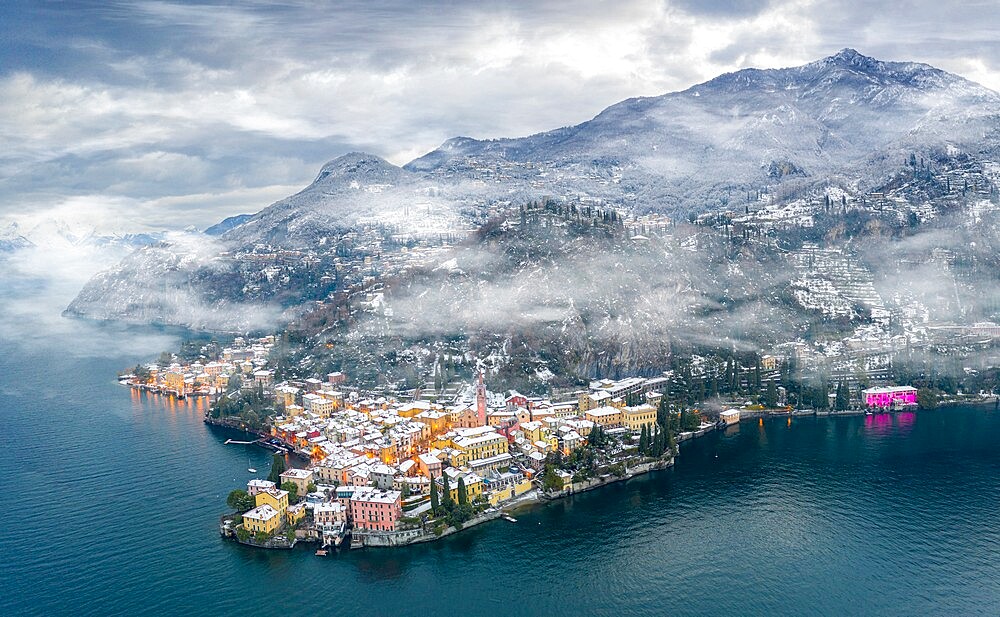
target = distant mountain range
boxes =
[65,49,1000,340]
[407,48,1000,209]
[204,214,253,236]
[0,219,165,254]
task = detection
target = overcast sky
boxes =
[2,0,998,233]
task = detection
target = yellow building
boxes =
[520,421,544,443]
[242,504,281,535]
[279,469,313,497]
[397,401,432,418]
[578,390,612,412]
[445,473,484,503]
[622,404,657,431]
[453,432,508,461]
[163,371,186,394]
[487,476,532,506]
[585,406,622,427]
[286,503,306,526]
[444,448,469,468]
[514,477,532,496]
[255,488,289,515]
[415,410,449,435]
[544,434,560,451]
[379,443,395,464]
[488,486,513,505]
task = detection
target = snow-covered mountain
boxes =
[66,49,1000,333]
[1,218,166,252]
[408,48,1000,212]
[219,152,470,249]
[0,223,33,253]
[204,214,253,236]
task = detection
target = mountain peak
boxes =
[820,47,888,72]
[313,152,401,183]
[831,47,865,62]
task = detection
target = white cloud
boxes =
[0,0,997,239]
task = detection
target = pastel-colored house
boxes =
[863,386,917,408]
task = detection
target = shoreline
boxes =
[392,400,1000,544]
[214,396,1000,554]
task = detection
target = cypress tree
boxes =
[656,397,669,428]
[639,424,649,456]
[457,476,468,506]
[765,379,778,408]
[835,380,850,411]
[695,377,705,402]
[430,475,439,513]
[442,473,453,507]
[267,454,285,485]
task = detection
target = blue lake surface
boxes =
[4,318,1000,616]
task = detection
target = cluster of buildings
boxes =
[229,371,682,543]
[121,336,276,398]
[241,477,305,537]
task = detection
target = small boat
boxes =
[247,456,256,474]
[315,549,328,557]
[502,514,517,523]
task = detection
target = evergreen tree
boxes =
[639,424,649,456]
[267,454,286,485]
[430,475,440,513]
[665,426,676,455]
[589,424,605,448]
[457,477,468,506]
[227,489,254,513]
[656,397,669,427]
[765,379,778,408]
[835,380,850,411]
[442,473,453,507]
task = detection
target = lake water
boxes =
[4,312,1000,616]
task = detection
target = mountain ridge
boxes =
[66,49,1000,337]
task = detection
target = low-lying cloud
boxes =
[2,0,999,239]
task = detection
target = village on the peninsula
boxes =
[119,333,930,553]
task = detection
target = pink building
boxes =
[247,479,276,496]
[350,489,402,532]
[417,453,442,479]
[863,386,917,408]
